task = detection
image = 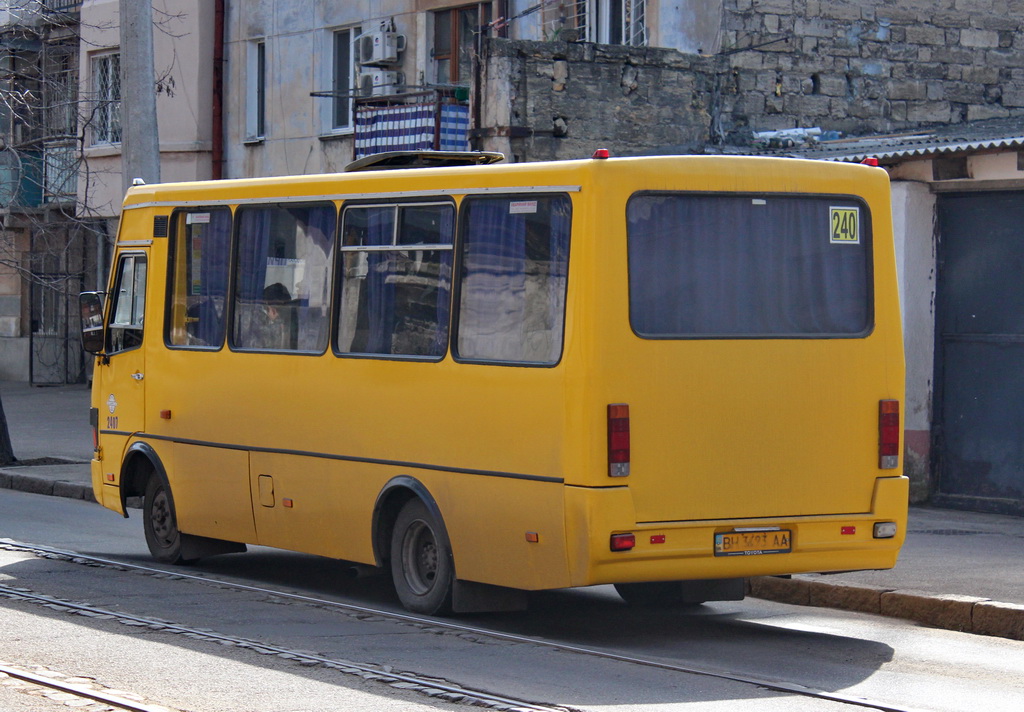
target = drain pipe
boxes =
[212,0,225,179]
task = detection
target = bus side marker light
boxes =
[282,498,294,508]
[525,531,540,543]
[105,473,115,482]
[608,404,631,477]
[878,400,900,469]
[650,534,666,544]
[160,410,172,420]
[592,148,610,159]
[841,526,856,536]
[873,522,897,539]
[610,533,635,551]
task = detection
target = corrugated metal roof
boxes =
[762,118,1024,163]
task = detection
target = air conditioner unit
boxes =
[358,70,406,97]
[357,31,406,66]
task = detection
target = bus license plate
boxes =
[714,530,792,557]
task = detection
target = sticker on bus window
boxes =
[509,200,538,214]
[186,212,211,225]
[830,206,860,244]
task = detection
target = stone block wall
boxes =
[719,0,1024,137]
[479,39,717,161]
[480,1,1024,160]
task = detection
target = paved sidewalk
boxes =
[0,380,1022,640]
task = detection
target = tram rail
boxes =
[0,538,927,712]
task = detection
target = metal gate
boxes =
[934,192,1024,515]
[28,228,87,386]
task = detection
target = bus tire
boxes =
[390,499,454,615]
[143,476,194,565]
[614,581,703,607]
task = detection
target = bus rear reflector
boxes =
[879,400,900,469]
[610,533,635,551]
[608,403,630,477]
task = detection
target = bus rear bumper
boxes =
[565,475,910,588]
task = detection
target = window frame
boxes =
[451,192,573,368]
[432,3,491,85]
[578,0,647,46]
[228,201,337,355]
[625,190,876,341]
[246,40,266,141]
[329,26,358,133]
[333,198,457,362]
[164,207,234,352]
[90,50,121,145]
[106,252,146,355]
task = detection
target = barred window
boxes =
[91,52,121,145]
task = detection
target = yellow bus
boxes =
[81,151,907,614]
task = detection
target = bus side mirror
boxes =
[79,291,106,354]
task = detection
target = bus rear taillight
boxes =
[879,400,900,469]
[608,404,630,477]
[610,533,636,551]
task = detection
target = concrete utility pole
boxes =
[120,0,160,192]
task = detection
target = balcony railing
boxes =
[43,1,81,14]
[354,90,470,160]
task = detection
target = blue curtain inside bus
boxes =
[457,195,571,364]
[626,194,871,338]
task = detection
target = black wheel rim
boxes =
[150,488,177,548]
[401,519,438,595]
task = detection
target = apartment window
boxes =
[432,4,490,85]
[334,29,356,129]
[553,1,647,46]
[246,41,266,139]
[92,51,121,144]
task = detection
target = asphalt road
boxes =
[2,488,1024,712]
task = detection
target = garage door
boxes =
[934,192,1024,515]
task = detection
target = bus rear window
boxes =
[626,193,872,338]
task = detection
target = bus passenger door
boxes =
[96,252,148,508]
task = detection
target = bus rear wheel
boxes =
[390,499,454,615]
[143,476,193,565]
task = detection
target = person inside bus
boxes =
[252,282,294,350]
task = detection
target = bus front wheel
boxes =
[390,499,454,615]
[143,476,193,565]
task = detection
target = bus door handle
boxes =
[130,372,144,381]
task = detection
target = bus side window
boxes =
[232,203,335,353]
[108,254,147,354]
[455,194,571,365]
[336,202,454,358]
[167,209,232,349]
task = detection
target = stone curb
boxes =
[0,470,96,503]
[749,576,1024,641]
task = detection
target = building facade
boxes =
[1,0,1022,512]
